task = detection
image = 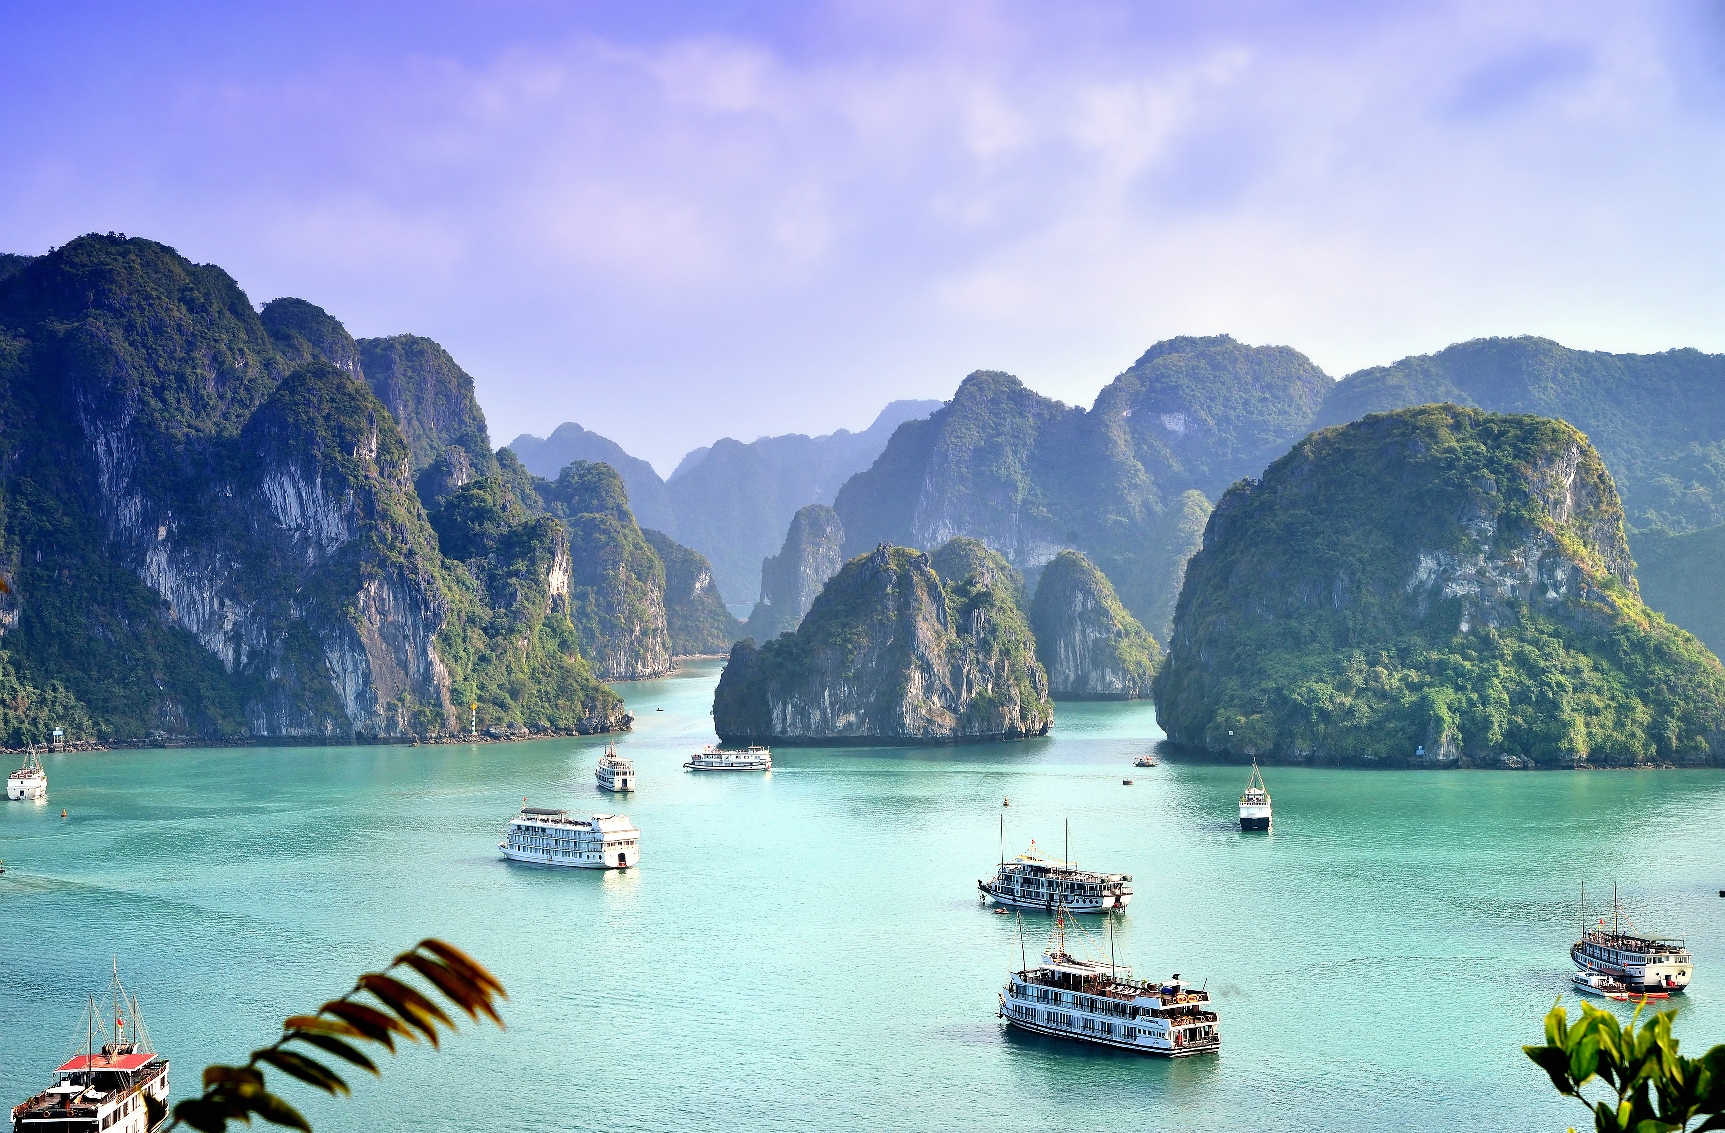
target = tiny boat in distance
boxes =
[1239,760,1271,831]
[1570,884,1691,996]
[999,909,1219,1057]
[9,962,170,1132]
[500,806,640,869]
[595,745,635,793]
[7,750,47,801]
[684,745,771,772]
[1133,755,1157,768]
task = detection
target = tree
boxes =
[165,938,505,1131]
[1525,1000,1725,1132]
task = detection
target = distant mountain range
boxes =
[509,399,940,604]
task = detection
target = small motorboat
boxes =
[1572,971,1669,1001]
[1133,755,1157,767]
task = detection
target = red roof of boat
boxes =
[56,1053,156,1072]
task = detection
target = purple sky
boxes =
[4,2,1724,472]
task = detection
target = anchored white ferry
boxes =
[1570,885,1691,997]
[979,827,1132,914]
[7,751,46,801]
[595,746,634,793]
[11,965,170,1133]
[684,745,771,771]
[1239,760,1271,831]
[1000,911,1219,1057]
[500,806,639,869]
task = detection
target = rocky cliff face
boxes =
[744,504,845,641]
[1154,404,1725,767]
[356,334,498,478]
[1030,550,1160,700]
[644,528,740,655]
[832,338,1321,639]
[0,235,628,743]
[537,462,674,680]
[713,544,1051,744]
[508,422,676,533]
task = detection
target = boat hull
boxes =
[499,845,634,870]
[7,776,47,801]
[978,881,1128,913]
[1239,815,1270,831]
[1572,950,1690,995]
[1000,1014,1218,1057]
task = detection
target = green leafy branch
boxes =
[1525,999,1725,1132]
[166,939,506,1132]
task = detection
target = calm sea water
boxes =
[3,660,1724,1132]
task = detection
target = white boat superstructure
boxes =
[500,806,639,869]
[595,746,635,793]
[1569,885,1691,996]
[10,964,169,1133]
[999,911,1219,1057]
[684,745,771,771]
[979,837,1132,914]
[1239,760,1271,831]
[7,751,46,801]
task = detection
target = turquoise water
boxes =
[3,659,1724,1132]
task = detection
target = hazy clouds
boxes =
[4,1,1723,470]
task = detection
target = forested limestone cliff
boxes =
[1154,405,1725,766]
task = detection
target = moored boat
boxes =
[500,806,640,869]
[10,964,169,1133]
[595,745,635,793]
[1239,760,1271,831]
[999,909,1219,1057]
[7,751,47,802]
[684,745,771,772]
[1570,884,1691,996]
[979,820,1132,914]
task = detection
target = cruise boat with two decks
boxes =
[1570,885,1692,998]
[7,751,46,801]
[999,910,1220,1057]
[979,823,1133,914]
[500,805,640,869]
[11,964,169,1133]
[1239,760,1271,831]
[595,746,635,793]
[684,745,771,772]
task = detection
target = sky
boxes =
[3,1,1725,473]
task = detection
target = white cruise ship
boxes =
[1570,886,1691,997]
[979,838,1133,913]
[595,746,634,793]
[10,964,170,1133]
[684,745,771,771]
[7,751,46,801]
[1239,760,1271,831]
[500,806,639,869]
[1000,912,1220,1057]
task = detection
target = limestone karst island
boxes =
[5,7,1725,1133]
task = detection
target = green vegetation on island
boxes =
[743,503,846,641]
[1030,550,1161,700]
[834,337,1325,639]
[714,542,1051,744]
[643,528,741,655]
[1154,404,1725,766]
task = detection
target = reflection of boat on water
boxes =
[7,750,47,801]
[9,962,171,1132]
[1238,760,1271,831]
[999,909,1220,1057]
[1570,883,1691,996]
